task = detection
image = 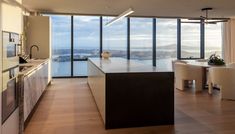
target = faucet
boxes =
[29,45,39,59]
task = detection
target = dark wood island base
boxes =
[87,58,174,129]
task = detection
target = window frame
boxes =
[178,19,205,60]
[45,14,223,78]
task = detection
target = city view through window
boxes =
[73,16,100,76]
[50,15,71,77]
[103,16,127,58]
[130,18,153,65]
[48,15,223,77]
[181,21,201,58]
[156,19,177,70]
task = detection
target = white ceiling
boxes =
[22,0,235,18]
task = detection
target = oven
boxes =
[2,31,20,124]
[2,67,19,124]
[2,31,19,71]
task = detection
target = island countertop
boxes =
[88,58,173,73]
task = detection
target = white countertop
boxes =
[18,59,49,76]
[88,58,173,73]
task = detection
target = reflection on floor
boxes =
[25,78,235,134]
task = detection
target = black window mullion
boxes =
[177,19,181,60]
[71,15,74,77]
[200,20,205,59]
[153,18,156,66]
[127,17,130,60]
[100,16,103,57]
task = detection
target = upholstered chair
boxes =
[208,67,235,100]
[174,63,204,92]
[172,60,188,71]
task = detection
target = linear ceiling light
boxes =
[105,8,134,26]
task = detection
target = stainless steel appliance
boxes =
[2,31,19,71]
[2,31,20,124]
[2,67,19,123]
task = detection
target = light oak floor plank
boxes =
[25,78,235,134]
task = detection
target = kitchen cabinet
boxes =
[22,61,49,121]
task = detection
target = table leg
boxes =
[202,67,208,89]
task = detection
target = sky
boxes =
[49,15,222,50]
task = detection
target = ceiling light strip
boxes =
[105,8,134,26]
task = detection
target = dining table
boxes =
[186,61,209,67]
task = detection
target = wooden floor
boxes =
[25,78,235,134]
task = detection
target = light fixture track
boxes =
[185,7,228,24]
[105,8,134,26]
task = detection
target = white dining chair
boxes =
[208,67,235,100]
[172,60,188,71]
[172,60,193,86]
[174,63,204,92]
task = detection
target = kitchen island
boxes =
[87,58,174,129]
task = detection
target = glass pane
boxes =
[103,17,127,58]
[73,16,100,76]
[50,15,71,77]
[181,20,201,59]
[156,18,177,70]
[130,18,153,65]
[205,23,222,58]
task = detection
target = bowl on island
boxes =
[101,51,111,59]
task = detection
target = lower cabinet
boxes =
[23,62,49,121]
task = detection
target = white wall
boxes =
[0,0,3,133]
[2,0,23,33]
[26,16,51,59]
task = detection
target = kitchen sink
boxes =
[19,65,33,72]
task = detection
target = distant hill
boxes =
[156,44,220,50]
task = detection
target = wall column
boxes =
[223,19,235,63]
[0,1,3,133]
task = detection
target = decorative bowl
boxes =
[101,51,111,59]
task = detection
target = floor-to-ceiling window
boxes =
[156,18,177,69]
[103,17,127,58]
[73,16,100,76]
[130,18,153,65]
[180,19,201,59]
[50,15,72,77]
[205,23,222,58]
[48,14,223,77]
